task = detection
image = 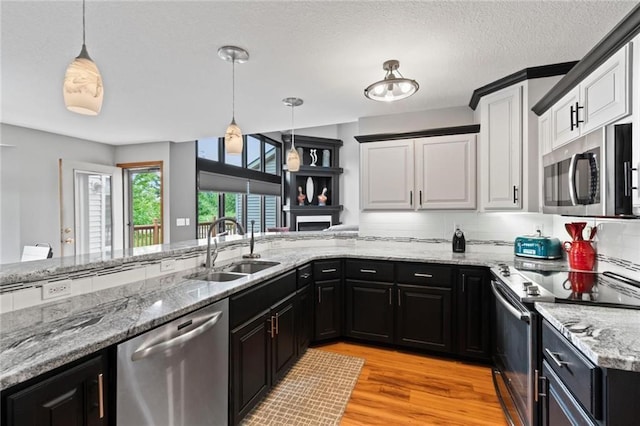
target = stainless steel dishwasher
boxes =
[117,298,228,426]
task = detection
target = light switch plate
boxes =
[176,218,186,226]
[42,280,72,300]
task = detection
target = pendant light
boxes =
[218,46,249,155]
[63,0,104,115]
[283,97,303,172]
[364,59,419,102]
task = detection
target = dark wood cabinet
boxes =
[345,280,394,343]
[456,268,491,360]
[4,355,107,426]
[396,283,452,352]
[271,293,297,383]
[541,361,596,426]
[230,310,272,424]
[296,284,312,356]
[313,260,342,341]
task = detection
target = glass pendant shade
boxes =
[286,147,300,172]
[364,59,419,102]
[224,120,243,154]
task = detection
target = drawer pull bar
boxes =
[545,348,568,368]
[98,373,104,418]
[360,269,377,274]
[322,268,337,273]
[300,273,311,279]
[414,273,433,278]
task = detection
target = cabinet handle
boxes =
[414,273,433,278]
[575,102,584,125]
[300,273,311,279]
[513,185,518,204]
[624,161,638,196]
[419,190,422,206]
[98,373,104,419]
[397,289,401,306]
[318,287,322,304]
[360,269,377,274]
[570,104,575,131]
[389,288,392,305]
[322,268,337,273]
[462,273,466,292]
[545,348,568,368]
[275,313,279,335]
[410,190,413,206]
[538,375,548,399]
[534,369,539,402]
[269,316,275,338]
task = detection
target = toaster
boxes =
[514,233,562,259]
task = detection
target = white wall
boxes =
[114,142,172,243]
[0,124,115,263]
[337,122,359,225]
[170,141,196,242]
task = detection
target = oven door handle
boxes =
[491,281,530,323]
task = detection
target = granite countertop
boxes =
[0,241,514,391]
[536,302,640,372]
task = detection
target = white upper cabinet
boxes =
[539,110,552,156]
[360,139,414,210]
[479,85,523,210]
[360,134,477,211]
[550,46,629,150]
[414,135,476,210]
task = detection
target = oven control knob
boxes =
[527,285,540,296]
[522,281,532,288]
[502,270,510,277]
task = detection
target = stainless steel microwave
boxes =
[542,123,636,217]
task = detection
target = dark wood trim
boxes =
[283,205,343,212]
[196,157,281,185]
[468,62,578,110]
[355,124,480,143]
[282,134,344,148]
[532,4,640,116]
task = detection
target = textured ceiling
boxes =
[1,1,636,145]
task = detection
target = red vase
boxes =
[563,240,596,271]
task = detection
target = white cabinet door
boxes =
[580,46,629,134]
[480,85,522,210]
[538,110,552,156]
[415,135,476,210]
[550,87,580,150]
[360,140,414,210]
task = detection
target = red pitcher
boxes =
[563,240,596,271]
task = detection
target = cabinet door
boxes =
[271,294,297,383]
[296,284,312,356]
[415,135,477,210]
[230,311,271,425]
[345,280,394,343]
[360,140,415,210]
[6,355,106,426]
[314,279,341,340]
[551,88,581,150]
[396,284,452,353]
[457,269,491,360]
[580,46,629,135]
[480,85,522,209]
[539,110,552,156]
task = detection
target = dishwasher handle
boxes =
[491,280,530,323]
[131,311,223,361]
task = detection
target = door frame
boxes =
[117,161,164,249]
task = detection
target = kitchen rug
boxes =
[241,348,365,426]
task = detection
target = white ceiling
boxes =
[1,1,636,145]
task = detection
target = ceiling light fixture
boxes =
[218,45,249,155]
[283,97,303,173]
[63,0,104,115]
[364,59,419,102]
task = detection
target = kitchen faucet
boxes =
[205,217,245,270]
[242,220,261,259]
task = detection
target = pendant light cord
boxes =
[82,0,86,45]
[232,56,236,121]
[291,104,295,150]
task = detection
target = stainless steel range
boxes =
[490,263,640,426]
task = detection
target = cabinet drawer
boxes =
[297,264,313,288]
[543,361,597,426]
[542,320,601,419]
[396,263,451,287]
[313,260,342,281]
[345,260,394,282]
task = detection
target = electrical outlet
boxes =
[42,280,71,300]
[160,259,176,272]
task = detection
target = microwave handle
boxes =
[568,152,598,205]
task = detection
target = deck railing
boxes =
[133,219,162,247]
[197,221,238,239]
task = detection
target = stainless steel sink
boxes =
[185,271,247,282]
[223,260,280,274]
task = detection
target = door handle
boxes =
[63,238,74,244]
[131,311,223,361]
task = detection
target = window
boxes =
[196,134,282,236]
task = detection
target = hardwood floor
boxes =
[316,342,507,426]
